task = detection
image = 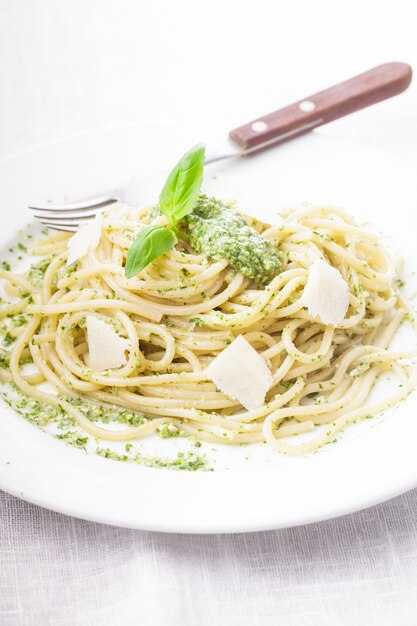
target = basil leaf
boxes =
[159,144,205,223]
[125,225,177,278]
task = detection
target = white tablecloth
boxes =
[2,489,417,626]
[1,1,417,624]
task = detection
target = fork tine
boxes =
[28,195,117,212]
[33,210,98,220]
[39,217,92,228]
[41,223,78,232]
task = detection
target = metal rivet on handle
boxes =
[251,120,268,133]
[299,100,316,112]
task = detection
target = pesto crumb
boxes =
[157,422,187,439]
[55,431,89,450]
[96,447,209,471]
[2,333,14,347]
[190,316,204,327]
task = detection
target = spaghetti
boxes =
[1,202,416,455]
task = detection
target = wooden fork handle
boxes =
[229,62,412,152]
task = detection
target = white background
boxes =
[1,1,417,624]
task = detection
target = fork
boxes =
[29,62,412,232]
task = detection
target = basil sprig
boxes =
[125,225,177,279]
[159,143,205,223]
[125,144,205,278]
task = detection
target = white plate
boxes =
[0,122,417,533]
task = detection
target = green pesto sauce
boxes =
[182,195,283,284]
[96,447,208,471]
[56,431,89,450]
[0,349,10,370]
[65,396,148,427]
[0,384,65,427]
[27,256,76,290]
[2,333,14,347]
[0,381,211,471]
[8,313,27,328]
[157,422,187,438]
[27,256,52,288]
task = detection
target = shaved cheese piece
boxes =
[205,335,273,410]
[67,212,103,266]
[85,315,130,371]
[302,258,349,326]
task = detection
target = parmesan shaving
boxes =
[302,258,349,326]
[205,335,273,410]
[85,315,130,371]
[67,212,103,266]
